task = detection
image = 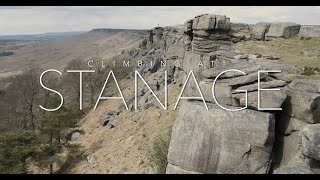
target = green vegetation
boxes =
[0,56,129,174]
[0,131,38,174]
[36,97,82,174]
[234,37,320,67]
[0,64,85,174]
[0,96,83,174]
[147,130,171,174]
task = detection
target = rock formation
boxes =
[144,14,320,174]
[95,13,320,174]
[299,25,320,38]
[265,22,301,40]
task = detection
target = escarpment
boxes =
[75,13,320,174]
[141,14,320,174]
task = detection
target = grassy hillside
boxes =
[233,37,320,67]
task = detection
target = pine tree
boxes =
[36,96,81,174]
[0,131,38,174]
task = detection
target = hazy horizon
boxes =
[1,6,320,35]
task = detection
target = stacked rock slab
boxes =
[166,15,290,173]
[144,13,320,174]
[183,14,238,78]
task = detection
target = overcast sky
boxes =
[1,6,320,35]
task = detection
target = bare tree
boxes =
[5,67,45,130]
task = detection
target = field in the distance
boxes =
[233,37,320,81]
[233,37,320,68]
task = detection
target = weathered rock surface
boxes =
[253,61,298,73]
[191,14,232,55]
[299,25,320,38]
[282,86,320,123]
[232,89,287,110]
[115,166,129,174]
[230,23,253,42]
[269,73,304,83]
[71,132,81,141]
[265,22,301,40]
[302,124,320,161]
[234,80,286,93]
[277,113,308,135]
[228,72,268,86]
[99,111,119,128]
[252,22,271,41]
[274,154,315,174]
[166,164,201,174]
[288,80,320,94]
[192,14,230,31]
[278,132,302,166]
[183,19,193,35]
[202,63,261,79]
[131,13,320,174]
[167,101,275,174]
[261,53,280,60]
[199,79,233,105]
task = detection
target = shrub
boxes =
[147,131,171,174]
[302,67,316,76]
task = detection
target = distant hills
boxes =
[91,28,148,33]
[0,31,86,41]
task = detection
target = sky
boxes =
[1,6,320,35]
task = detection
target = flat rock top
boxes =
[288,79,320,94]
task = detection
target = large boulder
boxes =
[228,72,268,86]
[233,80,286,93]
[183,19,193,35]
[202,62,261,79]
[232,89,287,110]
[252,22,271,41]
[189,14,232,55]
[269,73,304,83]
[277,113,308,135]
[277,131,302,166]
[302,124,320,161]
[71,132,81,141]
[282,86,320,124]
[192,14,230,31]
[265,22,301,40]
[273,154,315,174]
[298,25,320,38]
[166,164,201,174]
[167,101,275,174]
[229,23,253,42]
[200,79,234,105]
[288,80,320,94]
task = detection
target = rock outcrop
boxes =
[265,22,301,40]
[167,101,275,174]
[252,22,271,41]
[230,23,253,42]
[158,14,320,174]
[95,13,320,174]
[298,25,320,38]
